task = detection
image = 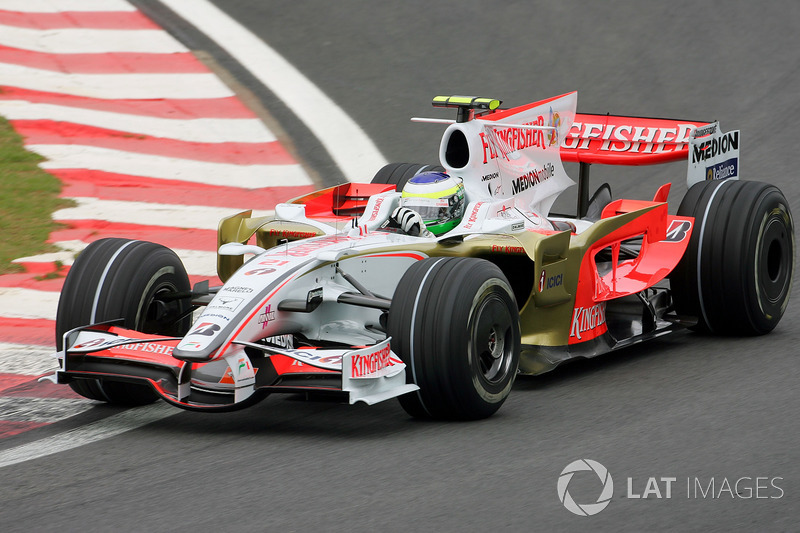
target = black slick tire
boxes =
[670,180,794,335]
[388,257,521,420]
[56,238,192,404]
[371,163,445,192]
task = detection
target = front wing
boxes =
[49,325,418,411]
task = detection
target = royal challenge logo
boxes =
[557,459,614,516]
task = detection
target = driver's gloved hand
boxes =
[391,207,432,237]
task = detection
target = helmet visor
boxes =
[401,197,456,223]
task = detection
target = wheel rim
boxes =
[758,212,793,305]
[140,283,186,334]
[472,294,515,384]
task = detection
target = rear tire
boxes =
[670,180,794,335]
[388,257,521,420]
[371,163,445,192]
[56,239,192,404]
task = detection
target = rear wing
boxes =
[413,94,740,217]
[560,114,740,213]
[561,114,710,166]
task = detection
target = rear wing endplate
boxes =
[686,122,740,187]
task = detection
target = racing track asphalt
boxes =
[1,1,799,531]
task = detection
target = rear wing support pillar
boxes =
[577,162,591,218]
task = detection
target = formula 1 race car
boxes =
[48,92,794,420]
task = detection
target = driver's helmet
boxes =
[400,172,465,235]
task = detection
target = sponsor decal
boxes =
[462,202,485,230]
[491,244,525,254]
[221,286,253,294]
[368,196,385,221]
[182,341,203,349]
[480,115,547,163]
[117,342,174,356]
[190,322,221,336]
[692,123,717,138]
[202,313,231,322]
[268,229,318,239]
[545,273,563,291]
[705,157,738,181]
[258,304,276,329]
[570,303,607,340]
[547,107,562,146]
[257,259,290,267]
[564,122,697,154]
[245,267,277,276]
[287,350,343,369]
[208,296,243,312]
[511,221,525,232]
[265,334,293,349]
[511,163,555,194]
[665,220,692,243]
[481,171,500,182]
[692,131,739,163]
[496,204,514,218]
[350,344,395,378]
[538,269,563,292]
[72,336,129,350]
[218,358,257,385]
[269,235,348,258]
[72,336,175,355]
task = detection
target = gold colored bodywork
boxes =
[217,204,660,374]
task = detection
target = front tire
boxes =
[388,257,521,420]
[56,238,192,404]
[670,180,794,335]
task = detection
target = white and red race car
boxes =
[48,92,794,420]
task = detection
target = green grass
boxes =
[0,116,73,274]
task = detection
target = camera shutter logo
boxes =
[557,459,614,516]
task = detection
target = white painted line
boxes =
[0,101,277,144]
[0,289,59,321]
[0,63,233,100]
[0,250,218,321]
[52,195,246,231]
[0,0,136,12]
[0,343,57,374]
[0,25,186,54]
[29,144,312,188]
[159,0,387,181]
[14,240,219,278]
[6,252,217,321]
[0,402,175,469]
[0,398,94,423]
[11,239,86,267]
[151,247,219,277]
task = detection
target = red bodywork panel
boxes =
[70,326,182,368]
[289,183,395,220]
[561,113,710,166]
[568,194,694,345]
